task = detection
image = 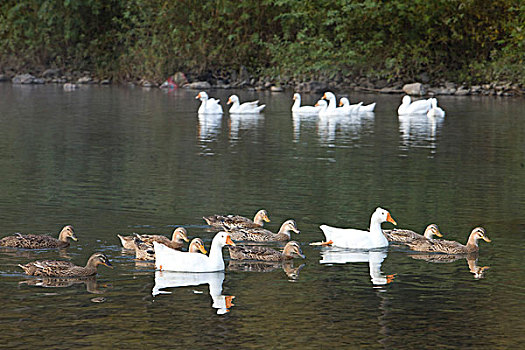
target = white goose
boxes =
[154,231,235,272]
[338,97,362,114]
[357,101,376,113]
[319,207,397,249]
[227,95,265,114]
[315,99,335,117]
[322,92,340,113]
[291,93,320,115]
[196,91,223,114]
[397,95,431,115]
[427,98,445,118]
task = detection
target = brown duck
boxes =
[229,219,300,242]
[229,241,305,261]
[138,227,189,250]
[0,225,77,249]
[18,252,112,277]
[132,236,207,261]
[203,209,270,229]
[406,227,491,254]
[117,227,189,250]
[383,224,442,244]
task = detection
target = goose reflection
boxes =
[197,113,222,141]
[152,271,234,314]
[317,113,375,145]
[229,113,263,141]
[408,252,489,279]
[398,114,443,155]
[292,112,317,142]
[227,260,305,281]
[320,247,394,286]
[19,275,105,294]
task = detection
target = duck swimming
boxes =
[229,241,305,261]
[203,209,270,230]
[0,225,77,249]
[19,252,112,277]
[406,227,491,254]
[138,227,189,250]
[229,219,300,242]
[397,95,432,115]
[383,224,442,244]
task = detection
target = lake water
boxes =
[0,84,523,349]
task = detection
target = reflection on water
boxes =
[317,113,375,145]
[408,252,490,279]
[197,113,222,141]
[398,114,443,156]
[229,113,263,142]
[292,112,317,141]
[19,275,106,294]
[152,270,234,314]
[228,260,305,281]
[320,247,394,286]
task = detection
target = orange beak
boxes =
[386,212,397,225]
[339,101,343,106]
[315,102,320,107]
[322,93,327,99]
[225,235,236,246]
[196,93,201,99]
[227,97,232,104]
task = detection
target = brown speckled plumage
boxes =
[203,209,270,230]
[229,219,300,242]
[138,227,189,250]
[383,224,442,244]
[0,225,77,249]
[406,227,490,254]
[229,241,305,261]
[18,252,112,277]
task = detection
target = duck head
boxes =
[280,219,301,235]
[172,227,189,243]
[293,93,300,101]
[401,95,411,105]
[423,224,443,239]
[469,227,491,244]
[216,232,236,247]
[87,253,113,269]
[339,97,349,107]
[59,225,77,242]
[315,100,327,108]
[283,241,306,259]
[255,209,271,223]
[189,237,208,254]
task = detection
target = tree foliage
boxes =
[0,0,523,83]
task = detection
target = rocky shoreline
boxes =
[1,67,523,97]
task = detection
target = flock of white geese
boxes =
[196,91,446,117]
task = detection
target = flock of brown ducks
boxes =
[0,209,491,279]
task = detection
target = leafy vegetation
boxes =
[0,0,523,84]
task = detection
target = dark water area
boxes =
[0,84,523,349]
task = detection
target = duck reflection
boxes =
[19,275,106,294]
[229,113,263,141]
[0,247,72,260]
[227,260,305,281]
[152,271,234,314]
[317,113,375,145]
[408,253,489,279]
[197,113,222,141]
[398,114,443,155]
[320,247,394,286]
